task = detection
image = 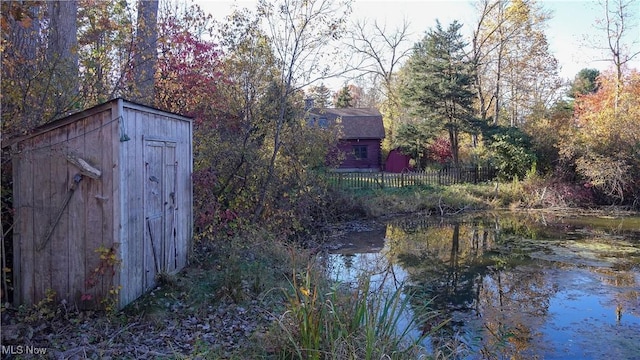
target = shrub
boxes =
[483,126,537,181]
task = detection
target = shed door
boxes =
[144,140,178,290]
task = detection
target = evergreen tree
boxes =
[394,122,433,169]
[335,85,353,108]
[400,20,477,165]
[307,83,332,107]
[569,68,600,98]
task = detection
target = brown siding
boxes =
[385,149,412,173]
[337,139,382,170]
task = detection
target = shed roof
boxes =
[308,108,385,140]
[2,98,192,148]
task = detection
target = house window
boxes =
[353,145,368,160]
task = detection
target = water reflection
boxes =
[326,212,640,359]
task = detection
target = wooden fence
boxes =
[326,166,496,190]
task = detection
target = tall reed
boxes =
[277,264,443,359]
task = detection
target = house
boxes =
[307,102,385,171]
[3,98,193,309]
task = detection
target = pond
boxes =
[325,211,640,359]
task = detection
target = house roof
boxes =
[308,107,385,140]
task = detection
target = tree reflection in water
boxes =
[328,212,640,359]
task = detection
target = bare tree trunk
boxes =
[47,1,78,60]
[47,0,79,117]
[449,128,459,166]
[470,0,498,124]
[3,2,42,133]
[7,2,41,61]
[133,0,158,106]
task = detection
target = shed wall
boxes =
[118,102,192,307]
[12,106,119,307]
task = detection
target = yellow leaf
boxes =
[299,286,311,297]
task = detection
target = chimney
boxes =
[304,98,315,111]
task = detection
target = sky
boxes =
[194,0,640,86]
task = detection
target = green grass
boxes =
[339,180,533,218]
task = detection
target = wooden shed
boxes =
[5,98,193,309]
[385,148,412,173]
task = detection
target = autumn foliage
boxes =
[156,11,224,120]
[426,137,453,165]
[560,71,640,205]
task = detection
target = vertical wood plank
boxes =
[50,127,70,305]
[165,144,177,271]
[101,111,116,304]
[119,110,130,306]
[122,108,143,305]
[113,101,126,307]
[15,141,34,305]
[144,141,163,289]
[132,110,145,300]
[82,112,106,307]
[67,117,87,308]
[169,117,179,270]
[180,118,191,270]
[32,131,52,303]
[9,146,21,305]
[182,118,192,269]
[164,116,178,273]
